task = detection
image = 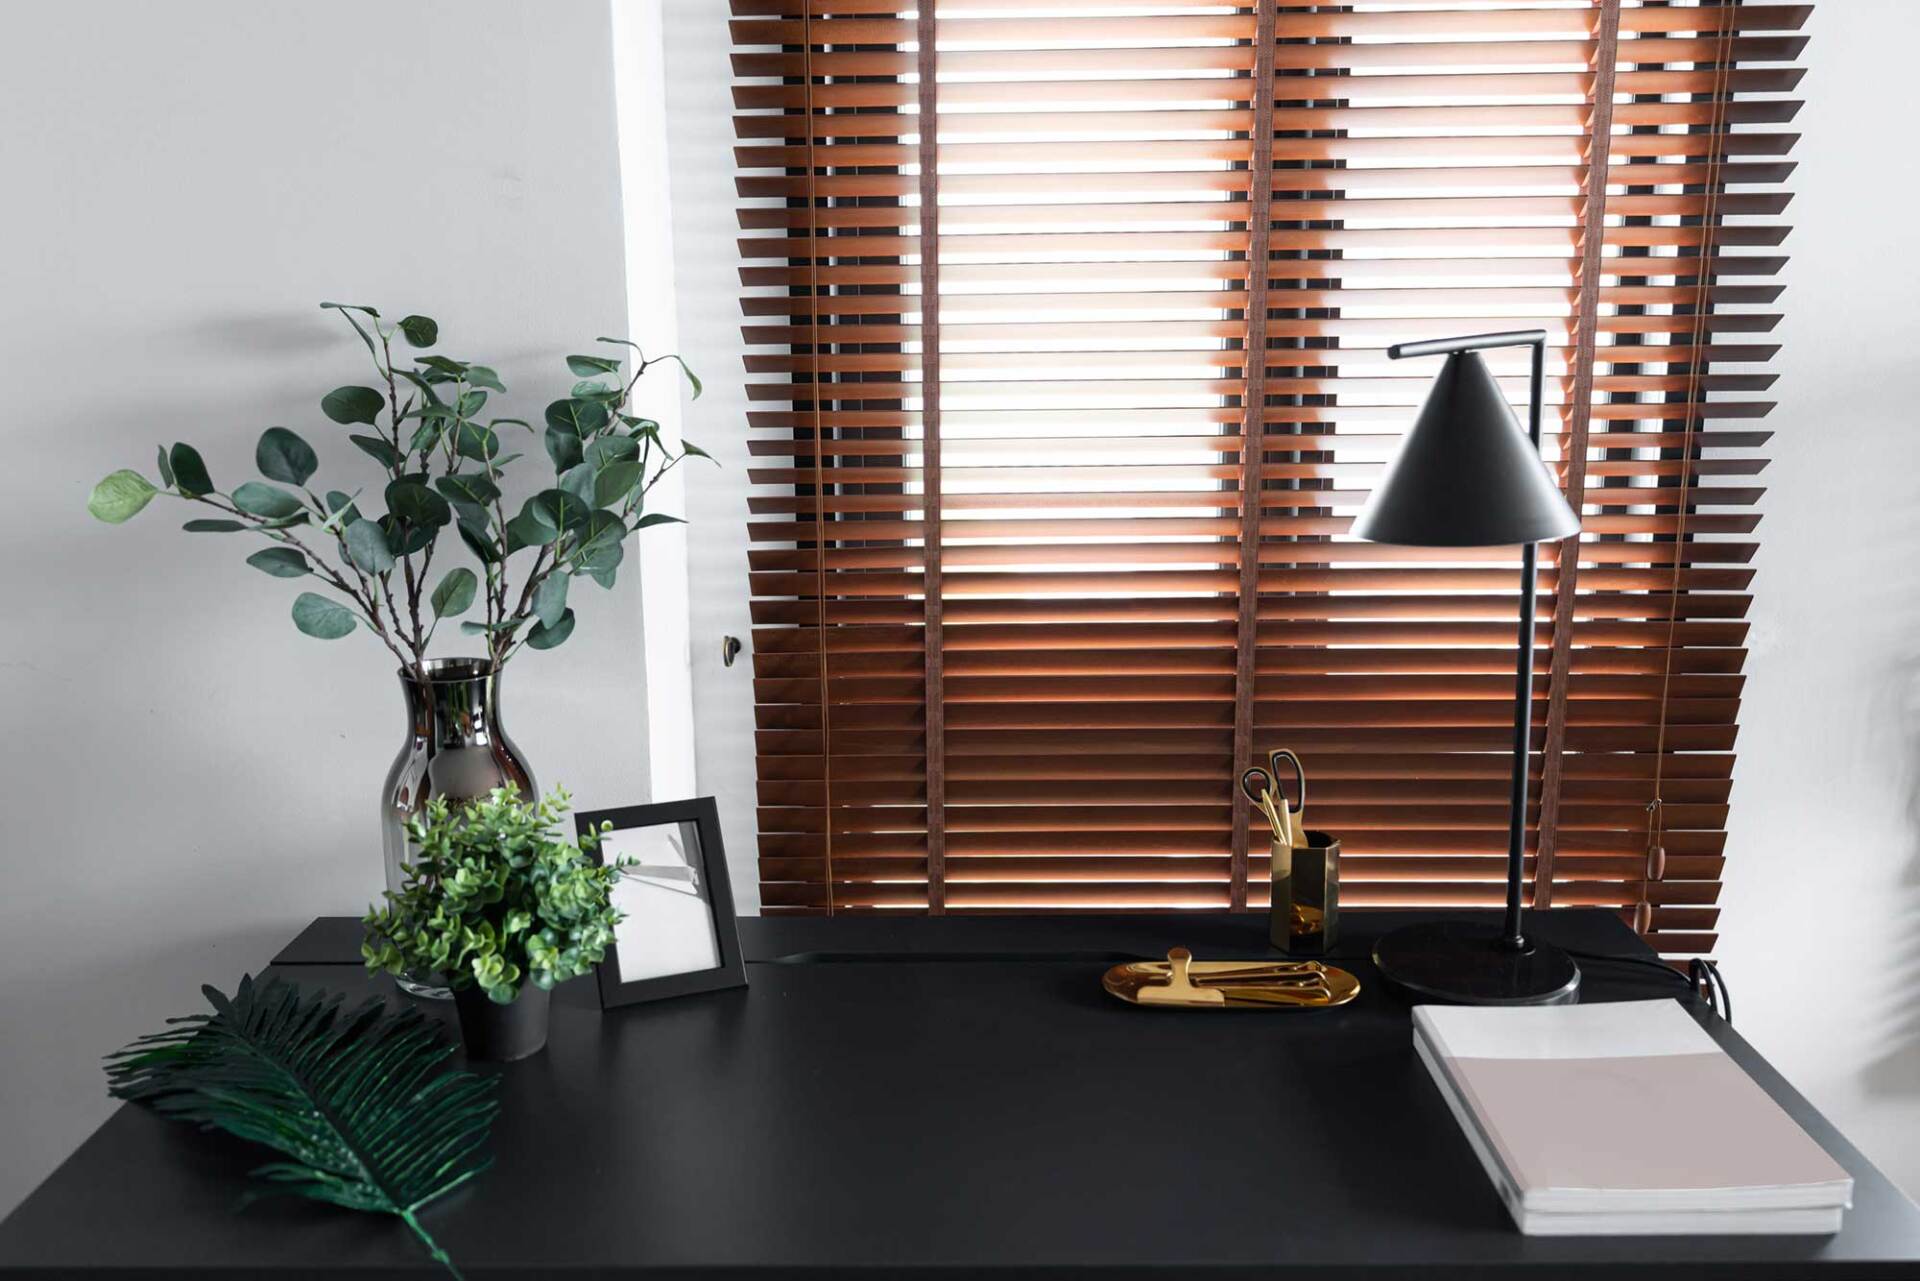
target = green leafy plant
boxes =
[105,975,497,1279]
[86,302,706,680]
[363,786,630,1003]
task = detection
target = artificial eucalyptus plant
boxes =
[86,302,704,680]
[363,786,631,1003]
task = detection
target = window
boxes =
[729,0,1804,956]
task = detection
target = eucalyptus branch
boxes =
[190,495,365,605]
[87,303,706,677]
[182,493,415,673]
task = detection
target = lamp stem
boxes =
[1501,336,1548,952]
[1504,541,1537,952]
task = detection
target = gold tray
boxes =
[1102,947,1360,1010]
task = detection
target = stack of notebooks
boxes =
[1413,999,1852,1235]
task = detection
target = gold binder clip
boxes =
[1110,948,1361,1009]
[1136,947,1225,1006]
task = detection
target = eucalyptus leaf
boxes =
[349,434,404,469]
[532,573,569,629]
[231,481,304,520]
[416,355,469,378]
[245,547,309,578]
[291,592,357,640]
[504,512,550,550]
[458,521,502,565]
[543,425,582,471]
[320,302,381,360]
[584,563,618,590]
[634,512,685,529]
[321,386,385,426]
[558,463,595,506]
[465,365,505,393]
[256,427,319,486]
[592,460,643,509]
[457,390,488,418]
[168,444,214,498]
[501,518,530,557]
[584,435,639,469]
[382,515,437,556]
[435,473,501,507]
[680,439,713,462]
[525,490,587,538]
[661,353,702,400]
[182,519,247,533]
[526,608,576,651]
[385,480,451,528]
[408,420,444,455]
[453,421,499,463]
[544,398,608,437]
[87,471,159,523]
[431,567,478,618]
[450,499,492,540]
[571,510,626,573]
[344,519,396,574]
[397,314,438,348]
[566,354,620,377]
[156,446,175,489]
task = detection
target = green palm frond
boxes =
[105,974,498,1278]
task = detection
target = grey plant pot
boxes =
[452,982,551,1062]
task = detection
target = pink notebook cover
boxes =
[1415,999,1851,1212]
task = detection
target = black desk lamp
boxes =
[1352,330,1583,1005]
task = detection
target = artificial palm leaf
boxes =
[105,974,498,1278]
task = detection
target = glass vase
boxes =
[380,658,534,999]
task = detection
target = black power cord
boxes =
[1690,958,1733,1025]
[1561,947,1735,1027]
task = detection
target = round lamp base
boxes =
[1373,920,1581,1006]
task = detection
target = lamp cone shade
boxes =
[1352,350,1579,548]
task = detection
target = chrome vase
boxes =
[381,658,534,999]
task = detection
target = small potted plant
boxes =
[363,786,629,1061]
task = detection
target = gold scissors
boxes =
[1240,749,1306,848]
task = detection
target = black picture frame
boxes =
[574,797,747,1008]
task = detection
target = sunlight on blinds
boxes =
[730,0,1804,955]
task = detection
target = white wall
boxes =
[0,0,666,1220]
[658,0,1920,1196]
[1717,0,1920,1200]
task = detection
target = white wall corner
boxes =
[611,0,698,804]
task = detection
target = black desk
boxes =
[4,909,1919,1278]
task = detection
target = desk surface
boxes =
[4,909,1918,1279]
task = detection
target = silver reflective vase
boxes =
[381,658,534,999]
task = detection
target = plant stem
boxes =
[505,546,551,630]
[399,1208,464,1280]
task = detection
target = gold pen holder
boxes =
[1270,833,1339,956]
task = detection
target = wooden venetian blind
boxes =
[730,0,1805,955]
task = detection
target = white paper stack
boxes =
[1413,999,1852,1235]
